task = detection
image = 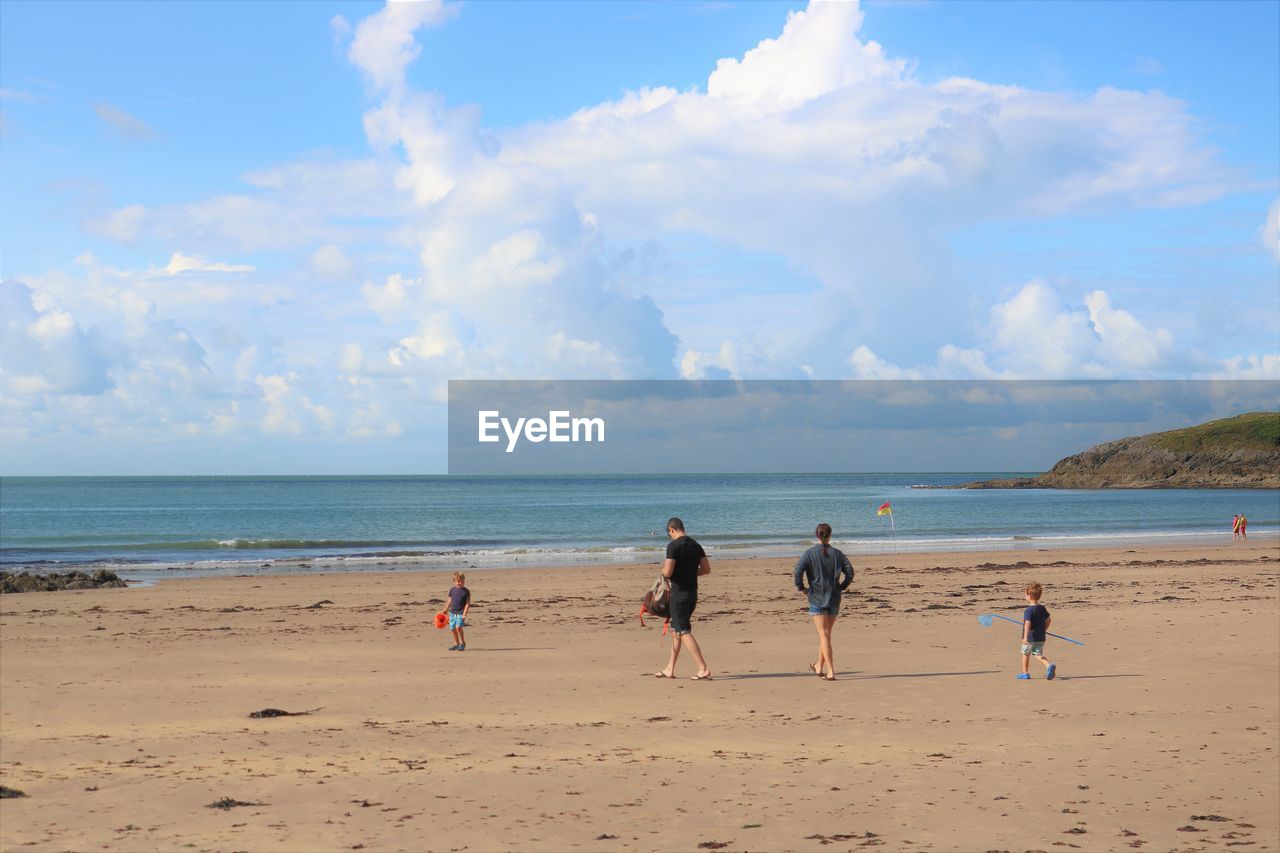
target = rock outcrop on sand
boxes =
[0,569,129,594]
[959,412,1280,489]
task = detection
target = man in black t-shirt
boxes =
[654,517,712,680]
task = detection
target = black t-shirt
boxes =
[666,535,706,594]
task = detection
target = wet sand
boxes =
[1,539,1277,852]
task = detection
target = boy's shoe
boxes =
[1016,673,1031,680]
[1046,663,1057,680]
[456,643,466,651]
[447,644,459,651]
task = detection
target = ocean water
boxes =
[1,474,1276,580]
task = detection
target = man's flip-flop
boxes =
[690,672,713,681]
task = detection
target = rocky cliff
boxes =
[960,412,1280,489]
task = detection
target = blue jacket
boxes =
[794,544,854,610]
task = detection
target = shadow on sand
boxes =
[449,647,557,653]
[715,669,999,681]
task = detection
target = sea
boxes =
[1,474,1276,582]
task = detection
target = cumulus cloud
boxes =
[1082,290,1175,372]
[78,0,1256,395]
[346,0,457,98]
[679,343,737,379]
[987,281,1097,376]
[0,279,111,401]
[1216,354,1280,379]
[493,0,1237,361]
[0,265,237,444]
[847,281,1194,379]
[342,0,680,380]
[255,372,336,434]
[706,1,905,112]
[7,0,1274,463]
[848,344,921,379]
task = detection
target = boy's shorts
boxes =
[448,612,466,630]
[1021,640,1045,656]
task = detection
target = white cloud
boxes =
[341,4,681,381]
[86,204,146,243]
[492,0,1237,363]
[347,0,457,98]
[330,13,352,49]
[76,0,1258,396]
[162,252,255,276]
[7,0,1274,463]
[1216,354,1280,379]
[240,158,411,218]
[0,279,111,401]
[309,244,356,279]
[256,373,303,434]
[93,102,157,141]
[844,282,1199,379]
[679,343,737,379]
[87,158,410,253]
[706,0,904,112]
[233,345,258,381]
[987,281,1097,376]
[362,272,417,322]
[848,344,921,379]
[390,311,461,363]
[1262,198,1280,262]
[1083,289,1175,371]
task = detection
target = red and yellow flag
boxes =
[876,501,892,516]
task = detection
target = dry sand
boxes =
[1,540,1277,852]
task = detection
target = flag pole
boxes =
[877,501,897,553]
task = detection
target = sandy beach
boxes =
[1,539,1277,852]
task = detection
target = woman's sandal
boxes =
[653,672,674,678]
[690,672,713,681]
[808,662,821,676]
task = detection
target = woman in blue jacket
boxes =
[794,523,855,681]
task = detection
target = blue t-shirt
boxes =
[1023,603,1049,642]
[448,586,471,614]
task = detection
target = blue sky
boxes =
[1,0,1277,474]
